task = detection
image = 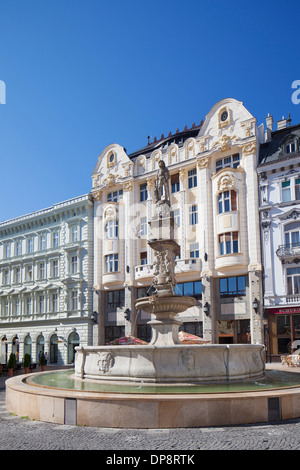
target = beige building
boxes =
[91,98,264,346]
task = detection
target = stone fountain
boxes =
[7,160,300,428]
[74,160,265,384]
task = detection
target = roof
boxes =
[259,123,300,166]
[128,121,203,159]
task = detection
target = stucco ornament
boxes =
[97,352,115,373]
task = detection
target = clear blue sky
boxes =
[0,0,299,221]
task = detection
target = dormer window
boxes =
[285,140,296,154]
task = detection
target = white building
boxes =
[258,115,300,361]
[0,194,94,366]
[91,98,265,346]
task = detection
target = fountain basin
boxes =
[74,343,265,383]
[6,368,300,428]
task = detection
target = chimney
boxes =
[265,113,273,142]
[277,116,287,130]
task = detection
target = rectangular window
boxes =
[105,219,118,238]
[171,173,180,193]
[190,243,199,258]
[107,289,125,308]
[220,275,246,297]
[14,267,21,284]
[295,178,300,200]
[16,241,22,256]
[140,183,148,202]
[40,235,46,250]
[175,281,202,299]
[282,180,291,202]
[219,232,239,255]
[25,265,33,282]
[71,226,78,242]
[173,209,180,227]
[52,259,59,277]
[287,267,300,295]
[188,169,197,189]
[105,254,119,273]
[140,217,147,236]
[5,244,10,258]
[3,269,9,286]
[71,255,78,274]
[28,238,34,253]
[189,205,198,225]
[39,295,45,314]
[216,154,240,172]
[26,296,32,315]
[14,297,20,316]
[52,232,59,247]
[140,251,148,265]
[107,189,123,202]
[39,263,45,280]
[52,293,58,312]
[71,290,78,310]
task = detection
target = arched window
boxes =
[68,331,79,364]
[1,337,7,364]
[24,334,32,358]
[36,334,44,362]
[12,336,19,361]
[50,334,58,364]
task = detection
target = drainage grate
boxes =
[65,398,77,425]
[268,397,281,421]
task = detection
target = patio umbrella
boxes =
[178,331,210,344]
[107,335,149,345]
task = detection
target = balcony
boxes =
[134,258,201,281]
[276,243,300,261]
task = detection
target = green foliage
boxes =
[39,352,46,366]
[8,353,16,369]
[24,354,31,367]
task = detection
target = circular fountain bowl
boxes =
[5,367,300,428]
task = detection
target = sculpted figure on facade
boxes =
[154,160,170,204]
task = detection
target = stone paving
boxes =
[1,364,300,451]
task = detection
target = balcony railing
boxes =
[134,258,201,280]
[276,242,300,259]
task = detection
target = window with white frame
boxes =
[51,292,58,312]
[14,267,21,284]
[188,169,197,189]
[52,232,59,247]
[28,238,34,253]
[26,295,32,315]
[71,225,78,242]
[218,190,237,214]
[281,177,300,202]
[3,299,9,317]
[14,296,20,316]
[71,255,78,274]
[71,290,78,310]
[216,153,240,172]
[140,217,147,236]
[171,173,180,193]
[284,222,300,247]
[3,269,9,286]
[285,139,296,154]
[105,219,118,238]
[287,267,300,295]
[219,232,239,255]
[39,294,45,313]
[51,259,59,278]
[38,262,45,280]
[190,243,199,258]
[5,244,10,258]
[40,235,46,250]
[140,183,148,202]
[15,241,22,256]
[25,265,33,282]
[107,189,123,202]
[105,254,119,273]
[173,209,180,227]
[189,205,198,225]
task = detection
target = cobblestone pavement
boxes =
[2,366,300,451]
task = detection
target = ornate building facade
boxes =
[92,98,264,346]
[0,195,94,365]
[258,116,300,361]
